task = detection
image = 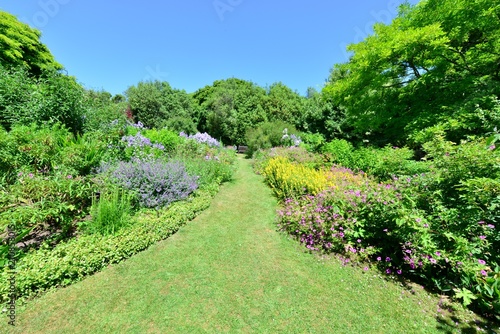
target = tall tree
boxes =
[193,78,267,145]
[262,82,305,128]
[323,0,500,146]
[0,11,62,75]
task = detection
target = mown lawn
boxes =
[1,156,489,333]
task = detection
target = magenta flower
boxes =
[487,224,495,229]
[386,269,392,274]
[478,221,485,225]
[430,258,437,264]
[377,257,382,261]
[363,267,369,271]
[481,270,488,276]
[415,218,422,223]
[479,235,486,240]
[385,257,391,262]
[478,259,486,265]
[67,175,73,179]
[397,269,402,275]
[357,239,362,243]
[435,251,441,257]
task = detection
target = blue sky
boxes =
[1,0,419,96]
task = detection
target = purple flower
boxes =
[478,221,485,225]
[363,267,369,271]
[385,257,391,262]
[481,270,488,276]
[397,269,402,275]
[28,173,34,178]
[478,259,486,265]
[357,239,362,243]
[377,257,382,261]
[67,175,73,179]
[423,224,429,228]
[479,235,486,240]
[430,258,437,264]
[386,269,392,274]
[435,251,441,257]
[416,218,422,223]
[487,224,495,229]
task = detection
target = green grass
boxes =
[1,156,492,333]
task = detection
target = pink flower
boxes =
[386,269,392,274]
[435,251,441,257]
[67,175,73,179]
[480,270,488,276]
[487,224,495,229]
[377,257,382,261]
[479,235,486,240]
[478,259,486,265]
[397,269,402,275]
[363,267,369,271]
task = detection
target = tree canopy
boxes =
[323,0,500,145]
[0,11,62,75]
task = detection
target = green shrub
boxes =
[81,188,134,236]
[321,139,355,167]
[245,121,299,157]
[300,132,325,153]
[142,127,182,152]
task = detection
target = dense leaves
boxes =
[323,0,500,145]
[0,11,62,75]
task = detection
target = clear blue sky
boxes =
[1,0,419,96]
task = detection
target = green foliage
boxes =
[321,139,355,167]
[0,67,88,134]
[321,140,429,180]
[142,127,182,152]
[126,81,198,129]
[81,187,134,236]
[244,121,298,157]
[0,11,62,75]
[0,169,95,244]
[194,78,268,145]
[323,0,500,145]
[299,132,325,153]
[262,82,304,127]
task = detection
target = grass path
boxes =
[3,157,464,333]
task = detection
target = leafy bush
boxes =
[142,128,182,152]
[300,132,325,153]
[245,121,299,157]
[321,140,429,180]
[102,158,198,209]
[321,139,355,167]
[0,169,95,250]
[81,187,134,236]
[0,68,88,134]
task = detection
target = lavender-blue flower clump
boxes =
[109,158,198,209]
[180,132,220,147]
